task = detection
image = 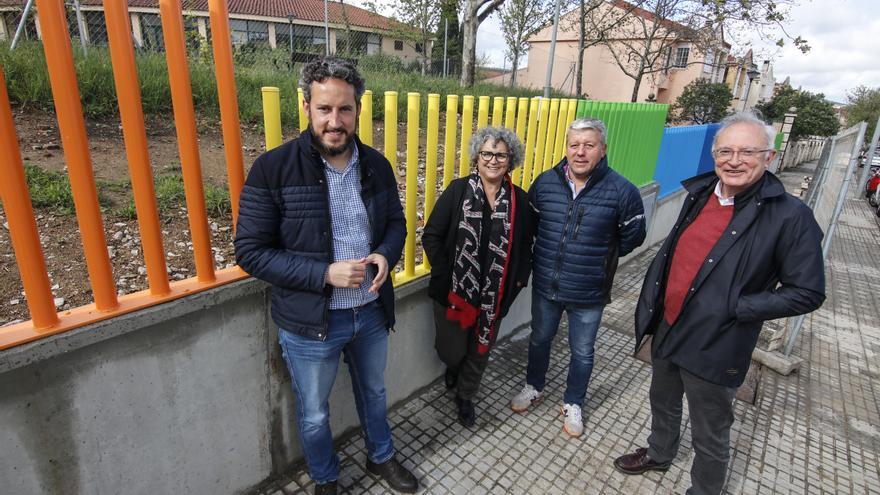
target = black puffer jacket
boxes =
[422,176,536,319]
[635,171,826,387]
[234,130,406,340]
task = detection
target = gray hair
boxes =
[712,111,777,150]
[299,57,366,103]
[568,118,607,145]
[468,126,525,170]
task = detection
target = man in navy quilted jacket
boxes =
[510,118,646,437]
[234,58,416,495]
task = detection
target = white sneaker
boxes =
[562,403,584,437]
[510,384,543,413]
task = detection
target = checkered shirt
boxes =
[323,146,378,309]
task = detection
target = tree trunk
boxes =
[460,5,478,87]
[575,0,585,96]
[631,72,643,102]
[510,47,519,87]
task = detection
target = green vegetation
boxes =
[670,78,733,125]
[844,86,880,145]
[24,164,77,213]
[1,42,565,132]
[755,84,840,141]
[23,165,227,219]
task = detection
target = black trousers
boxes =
[648,322,738,495]
[433,302,499,401]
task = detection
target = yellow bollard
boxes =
[532,98,550,185]
[505,96,517,129]
[477,95,490,130]
[443,94,459,188]
[359,90,373,147]
[492,96,504,127]
[543,98,560,172]
[459,95,474,177]
[520,97,540,190]
[261,87,282,151]
[553,98,569,164]
[403,92,420,280]
[384,91,398,170]
[422,93,440,272]
[297,88,308,131]
[516,97,529,141]
[564,98,577,151]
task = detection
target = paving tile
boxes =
[255,162,880,495]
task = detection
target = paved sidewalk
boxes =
[259,163,880,494]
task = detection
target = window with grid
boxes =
[140,13,164,51]
[293,25,327,53]
[367,33,381,54]
[673,47,689,68]
[394,40,403,51]
[84,10,108,45]
[230,19,268,46]
[275,22,292,50]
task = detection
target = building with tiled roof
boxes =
[0,0,427,65]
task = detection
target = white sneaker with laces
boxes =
[510,384,543,413]
[562,403,584,437]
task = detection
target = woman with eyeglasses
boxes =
[422,126,536,428]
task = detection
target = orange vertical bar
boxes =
[34,0,118,311]
[160,0,215,283]
[0,66,59,329]
[207,0,245,226]
[104,0,170,297]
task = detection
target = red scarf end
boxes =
[446,292,479,330]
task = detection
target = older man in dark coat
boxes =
[614,112,826,495]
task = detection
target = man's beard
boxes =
[309,124,354,157]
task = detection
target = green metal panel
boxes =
[548,99,669,186]
[576,99,587,118]
[774,132,784,150]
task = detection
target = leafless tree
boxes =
[461,0,506,87]
[499,0,552,87]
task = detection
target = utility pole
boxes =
[543,0,562,98]
[324,0,330,56]
[443,19,448,78]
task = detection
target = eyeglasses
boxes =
[478,151,510,162]
[712,148,772,160]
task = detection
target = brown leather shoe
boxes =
[613,447,671,475]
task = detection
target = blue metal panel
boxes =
[696,124,721,175]
[653,124,714,198]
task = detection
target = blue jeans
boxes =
[526,290,605,406]
[278,302,394,484]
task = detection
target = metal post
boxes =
[10,0,36,49]
[73,0,88,54]
[783,122,868,357]
[288,15,294,55]
[856,115,880,193]
[443,18,448,78]
[324,0,330,56]
[543,0,562,99]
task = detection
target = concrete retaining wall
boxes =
[0,185,666,494]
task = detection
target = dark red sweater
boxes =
[664,195,734,325]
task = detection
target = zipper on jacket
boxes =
[551,198,575,296]
[572,207,585,240]
[318,159,333,342]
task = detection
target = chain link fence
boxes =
[1,6,464,81]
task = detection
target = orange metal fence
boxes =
[0,0,248,350]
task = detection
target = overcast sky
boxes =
[357,0,878,103]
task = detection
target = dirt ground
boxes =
[1,109,442,326]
